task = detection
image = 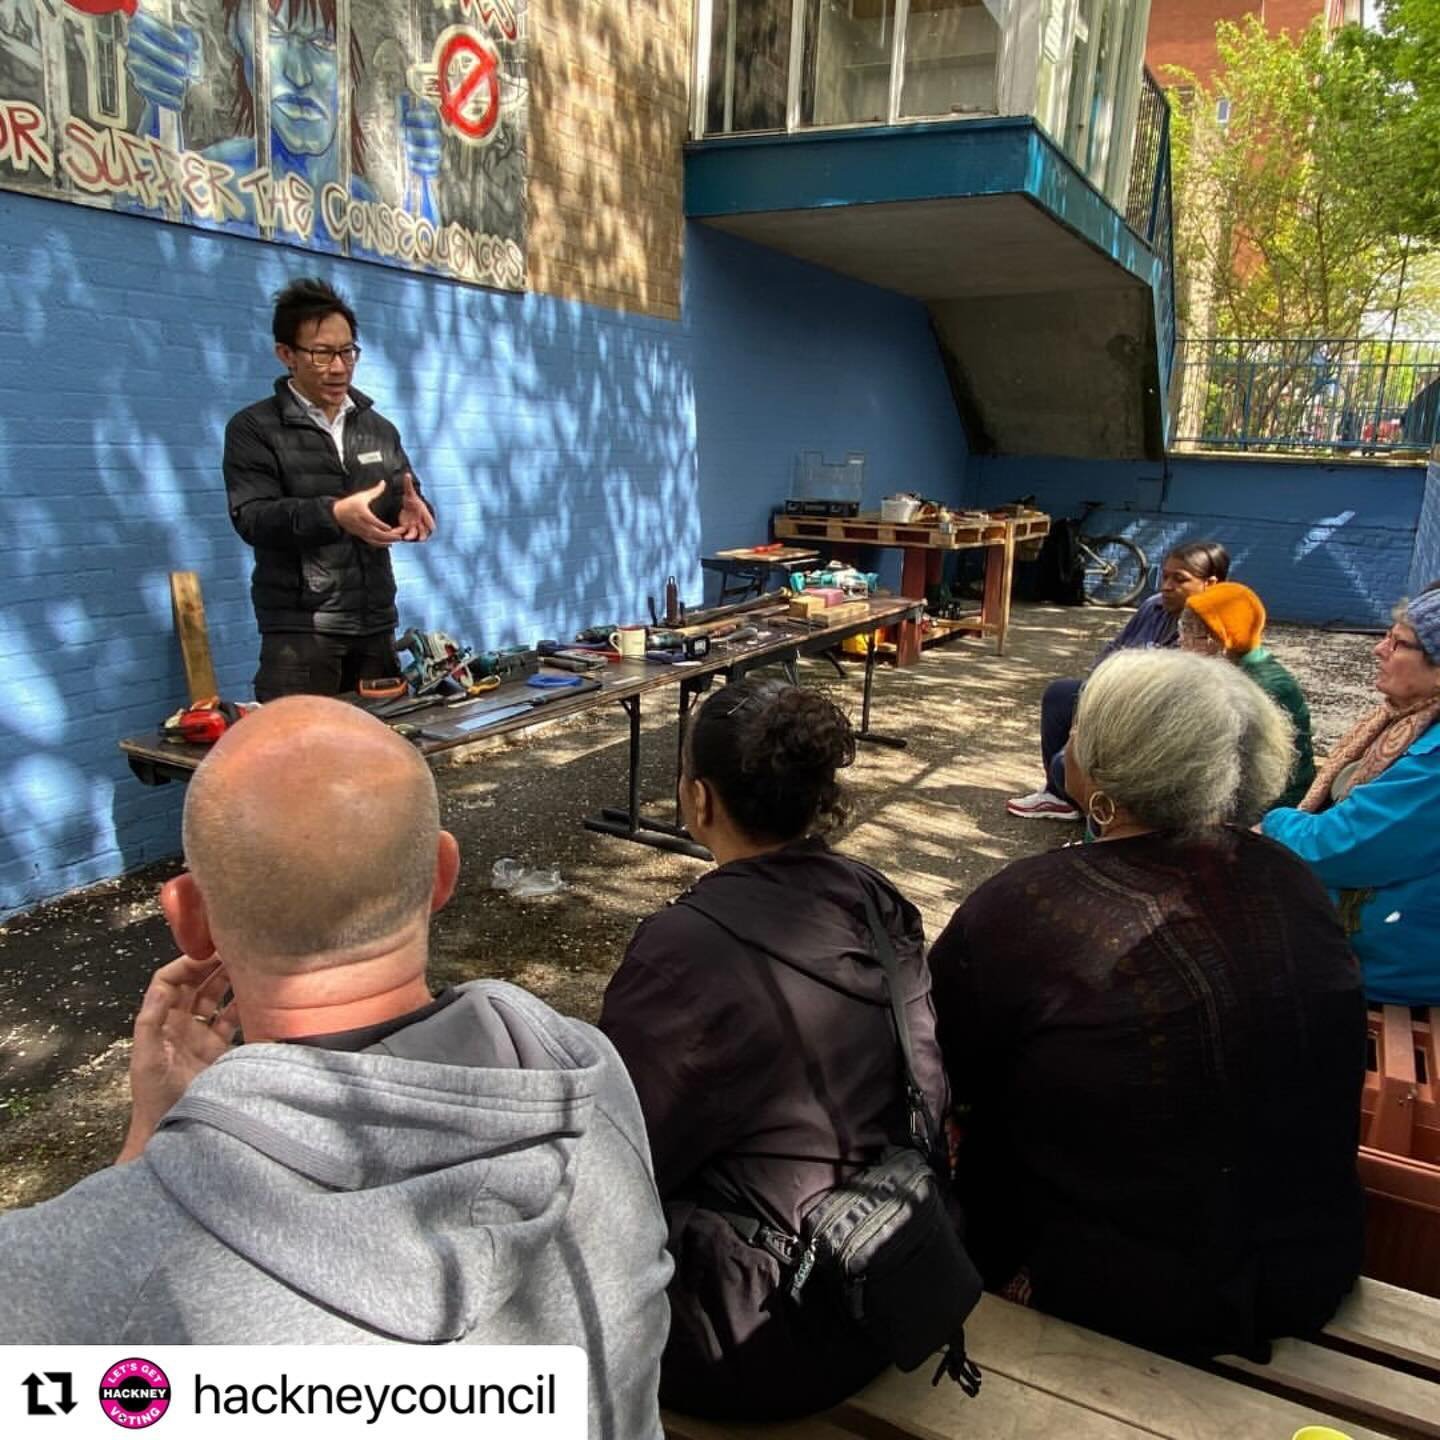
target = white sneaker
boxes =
[1006,788,1081,821]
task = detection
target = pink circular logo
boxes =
[99,1358,171,1429]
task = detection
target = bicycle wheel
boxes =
[1080,535,1148,607]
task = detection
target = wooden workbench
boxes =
[773,508,1050,656]
[119,595,924,859]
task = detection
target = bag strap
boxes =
[859,888,937,1160]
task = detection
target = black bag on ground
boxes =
[704,891,984,1393]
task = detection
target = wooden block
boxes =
[1214,1336,1440,1437]
[170,570,219,705]
[812,600,871,627]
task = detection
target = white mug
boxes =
[610,625,647,659]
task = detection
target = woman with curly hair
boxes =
[599,678,948,1421]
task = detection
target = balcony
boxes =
[686,1,1176,460]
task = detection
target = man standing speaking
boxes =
[224,278,436,700]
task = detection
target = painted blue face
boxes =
[234,0,339,160]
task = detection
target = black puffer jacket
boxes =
[222,379,432,636]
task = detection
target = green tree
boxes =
[1166,16,1417,342]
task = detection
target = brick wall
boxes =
[527,0,690,320]
[0,190,966,915]
[1147,0,1325,85]
[968,453,1425,627]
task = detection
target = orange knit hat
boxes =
[1185,581,1266,655]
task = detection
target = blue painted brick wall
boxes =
[0,197,967,915]
[968,454,1426,627]
[1410,457,1440,595]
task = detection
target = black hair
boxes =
[272,278,358,348]
[685,679,855,842]
[1164,539,1230,582]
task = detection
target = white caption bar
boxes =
[0,1346,587,1437]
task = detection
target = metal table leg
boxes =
[584,693,712,859]
[856,627,907,749]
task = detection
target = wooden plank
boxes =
[663,1413,857,1440]
[169,570,219,704]
[840,1366,1161,1439]
[1323,1276,1440,1375]
[1214,1336,1440,1437]
[955,1295,1391,1440]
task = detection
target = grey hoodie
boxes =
[0,981,672,1439]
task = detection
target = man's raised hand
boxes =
[396,472,436,542]
[334,481,403,547]
[116,955,238,1164]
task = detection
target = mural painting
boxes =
[0,0,527,289]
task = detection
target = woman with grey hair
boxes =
[1262,584,1440,1005]
[930,649,1364,1360]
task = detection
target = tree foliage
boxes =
[1166,16,1423,341]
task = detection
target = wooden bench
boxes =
[663,1279,1440,1440]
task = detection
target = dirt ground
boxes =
[0,603,1380,1213]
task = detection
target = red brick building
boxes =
[1146,1,1334,84]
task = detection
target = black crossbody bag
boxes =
[703,892,984,1394]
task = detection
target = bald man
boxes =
[0,699,672,1438]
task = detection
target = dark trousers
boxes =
[254,631,400,703]
[1041,677,1083,800]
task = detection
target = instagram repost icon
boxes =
[99,1357,171,1429]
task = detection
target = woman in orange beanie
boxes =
[1179,582,1316,809]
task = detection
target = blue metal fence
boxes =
[1173,338,1440,454]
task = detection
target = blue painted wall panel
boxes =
[969,454,1425,627]
[0,195,966,914]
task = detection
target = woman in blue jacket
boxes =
[1262,584,1440,1005]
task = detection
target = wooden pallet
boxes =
[773,511,1049,552]
[663,1279,1440,1440]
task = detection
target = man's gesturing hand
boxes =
[116,955,239,1164]
[396,472,436,542]
[334,480,403,547]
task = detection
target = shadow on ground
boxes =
[0,602,1379,1209]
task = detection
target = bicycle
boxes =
[1072,500,1148,607]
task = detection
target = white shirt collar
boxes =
[288,380,356,425]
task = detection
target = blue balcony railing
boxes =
[1126,70,1177,436]
[1173,338,1440,455]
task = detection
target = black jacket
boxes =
[598,839,948,1420]
[223,379,431,636]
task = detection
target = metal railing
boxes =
[1125,70,1178,435]
[1172,338,1440,454]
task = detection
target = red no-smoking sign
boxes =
[435,26,500,143]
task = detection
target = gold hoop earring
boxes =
[1087,790,1117,833]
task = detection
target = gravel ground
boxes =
[0,603,1381,1212]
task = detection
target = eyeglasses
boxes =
[291,344,361,367]
[1380,627,1426,655]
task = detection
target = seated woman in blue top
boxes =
[1262,583,1440,1005]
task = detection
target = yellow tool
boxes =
[466,676,501,696]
